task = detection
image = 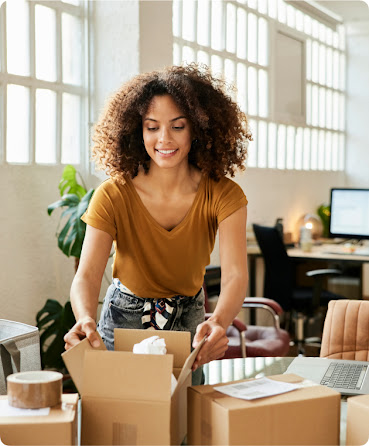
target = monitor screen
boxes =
[330,188,369,239]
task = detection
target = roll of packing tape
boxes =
[7,370,63,409]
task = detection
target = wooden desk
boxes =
[247,243,369,298]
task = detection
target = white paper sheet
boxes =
[0,400,50,417]
[214,377,300,400]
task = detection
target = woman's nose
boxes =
[159,126,171,143]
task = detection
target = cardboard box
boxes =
[188,374,341,445]
[346,394,369,445]
[0,393,78,445]
[63,329,204,446]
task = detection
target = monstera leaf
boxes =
[58,164,87,199]
[36,299,76,371]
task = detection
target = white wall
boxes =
[1,1,368,326]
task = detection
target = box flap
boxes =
[172,336,207,398]
[114,329,191,368]
[82,350,173,402]
[61,333,106,394]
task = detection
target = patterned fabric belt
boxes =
[113,278,201,330]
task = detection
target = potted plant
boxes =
[36,165,94,378]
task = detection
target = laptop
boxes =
[285,357,369,395]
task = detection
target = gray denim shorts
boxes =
[97,284,206,385]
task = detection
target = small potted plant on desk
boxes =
[36,165,94,390]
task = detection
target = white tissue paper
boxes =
[133,336,178,394]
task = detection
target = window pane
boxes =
[332,133,339,171]
[258,121,267,168]
[211,1,223,51]
[182,0,196,42]
[310,129,318,170]
[258,69,268,118]
[173,43,181,65]
[340,94,345,131]
[277,124,286,169]
[318,130,325,170]
[35,5,57,82]
[197,0,210,46]
[326,89,333,129]
[295,127,303,170]
[286,126,295,169]
[62,0,80,5]
[333,91,339,130]
[326,48,333,88]
[258,17,268,66]
[333,50,339,89]
[6,85,30,163]
[225,59,235,85]
[226,3,236,53]
[237,63,247,113]
[311,41,319,83]
[303,127,311,170]
[286,5,295,28]
[183,46,195,64]
[296,11,304,32]
[319,44,326,85]
[211,55,222,77]
[247,13,257,63]
[258,0,267,15]
[340,53,346,91]
[319,24,326,43]
[62,93,81,164]
[247,66,257,115]
[312,19,319,39]
[304,15,312,35]
[268,122,277,168]
[197,50,210,66]
[35,89,57,164]
[306,83,311,125]
[277,0,286,23]
[319,87,326,128]
[339,133,345,170]
[306,39,311,81]
[247,119,257,167]
[62,13,82,85]
[6,0,30,76]
[248,0,257,9]
[311,85,318,127]
[237,8,247,59]
[325,131,332,170]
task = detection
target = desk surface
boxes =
[248,243,369,263]
[203,357,347,445]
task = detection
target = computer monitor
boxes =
[330,188,369,240]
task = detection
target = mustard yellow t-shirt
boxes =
[81,175,247,298]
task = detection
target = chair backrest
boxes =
[320,299,369,361]
[252,224,293,311]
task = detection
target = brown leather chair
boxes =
[320,299,369,361]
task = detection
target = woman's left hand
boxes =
[192,319,229,370]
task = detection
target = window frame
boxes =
[0,0,89,168]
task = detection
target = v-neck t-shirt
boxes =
[81,175,247,299]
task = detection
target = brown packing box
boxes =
[188,374,341,445]
[346,394,369,445]
[62,329,204,446]
[0,393,78,445]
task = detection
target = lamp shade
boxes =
[296,213,323,240]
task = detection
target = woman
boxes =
[64,64,251,384]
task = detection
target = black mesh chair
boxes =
[252,224,346,352]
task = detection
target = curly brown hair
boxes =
[92,63,252,182]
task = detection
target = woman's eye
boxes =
[173,126,184,130]
[147,127,158,131]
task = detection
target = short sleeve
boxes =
[81,180,117,239]
[215,178,248,224]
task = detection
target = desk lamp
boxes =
[297,213,323,241]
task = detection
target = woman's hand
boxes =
[64,316,101,350]
[191,319,229,370]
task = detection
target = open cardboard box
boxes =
[0,393,78,445]
[346,394,369,446]
[62,329,205,445]
[188,373,341,445]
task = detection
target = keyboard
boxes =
[321,247,369,257]
[320,362,368,390]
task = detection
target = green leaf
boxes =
[59,165,87,199]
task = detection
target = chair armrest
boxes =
[243,297,283,316]
[205,313,247,332]
[306,268,342,277]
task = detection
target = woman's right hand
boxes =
[64,316,101,350]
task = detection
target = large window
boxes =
[0,0,88,165]
[173,0,346,171]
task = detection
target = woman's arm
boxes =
[192,206,248,369]
[64,225,113,350]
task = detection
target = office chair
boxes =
[252,224,346,353]
[203,270,290,358]
[320,300,369,361]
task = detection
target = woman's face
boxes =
[142,94,193,171]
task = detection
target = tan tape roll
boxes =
[7,371,63,409]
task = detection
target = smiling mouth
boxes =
[155,149,178,155]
